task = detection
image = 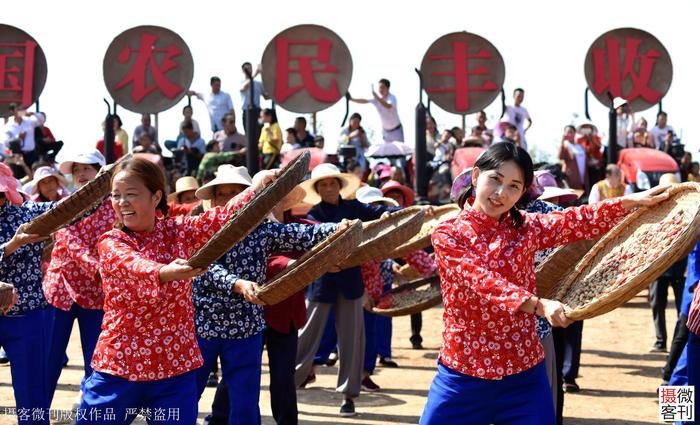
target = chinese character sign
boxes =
[0,24,48,118]
[585,28,672,113]
[103,26,193,114]
[421,32,505,115]
[261,24,352,113]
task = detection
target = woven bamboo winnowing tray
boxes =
[535,237,601,299]
[555,183,700,321]
[255,220,363,305]
[385,204,460,259]
[24,154,131,236]
[372,274,442,317]
[187,151,310,269]
[0,281,14,311]
[339,207,425,269]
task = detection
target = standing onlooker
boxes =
[281,128,300,155]
[112,115,129,154]
[3,103,41,167]
[240,63,267,125]
[650,111,674,150]
[349,79,403,142]
[180,105,201,138]
[294,117,315,148]
[576,121,604,189]
[425,116,439,158]
[189,77,234,135]
[608,97,634,153]
[132,114,160,152]
[339,113,369,172]
[475,110,493,145]
[503,88,532,150]
[214,113,247,153]
[558,125,586,191]
[258,109,282,170]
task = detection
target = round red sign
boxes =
[103,25,194,114]
[261,24,353,113]
[584,28,672,113]
[0,24,48,118]
[420,32,505,115]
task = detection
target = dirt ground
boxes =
[0,289,677,424]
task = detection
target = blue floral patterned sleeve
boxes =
[192,221,337,340]
[524,200,564,340]
[0,201,55,315]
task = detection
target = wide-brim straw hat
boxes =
[31,166,68,195]
[277,186,307,213]
[381,180,416,206]
[356,185,399,207]
[168,176,201,203]
[300,163,361,205]
[612,97,628,109]
[196,165,252,200]
[58,150,106,175]
[538,186,579,203]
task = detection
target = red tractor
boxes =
[617,148,680,191]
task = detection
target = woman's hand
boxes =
[3,224,49,257]
[620,185,671,210]
[539,299,573,328]
[159,259,205,283]
[362,293,374,311]
[336,219,352,232]
[234,279,265,305]
[251,169,280,192]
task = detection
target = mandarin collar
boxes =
[460,199,511,229]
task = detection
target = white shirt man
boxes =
[4,113,39,152]
[189,77,234,135]
[350,79,404,142]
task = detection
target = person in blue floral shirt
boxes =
[192,165,339,425]
[0,162,55,424]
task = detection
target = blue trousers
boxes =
[0,308,49,424]
[675,331,699,425]
[364,310,378,373]
[420,361,555,425]
[265,326,299,425]
[376,283,393,358]
[78,370,197,424]
[47,304,104,404]
[196,334,263,425]
[560,320,584,382]
[669,344,689,387]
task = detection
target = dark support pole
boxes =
[607,92,618,165]
[35,98,40,113]
[658,99,663,115]
[103,99,115,164]
[414,68,428,201]
[245,76,261,175]
[584,88,591,121]
[499,88,506,119]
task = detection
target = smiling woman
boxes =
[75,157,277,424]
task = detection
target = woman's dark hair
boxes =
[262,108,278,124]
[347,112,364,133]
[111,158,169,224]
[379,78,390,88]
[457,142,534,228]
[113,114,123,128]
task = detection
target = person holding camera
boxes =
[338,113,369,172]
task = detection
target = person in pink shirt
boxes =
[420,142,670,425]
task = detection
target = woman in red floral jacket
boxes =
[76,157,275,424]
[420,142,670,425]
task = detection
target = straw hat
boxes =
[58,149,106,175]
[276,186,307,212]
[195,165,252,200]
[31,166,68,195]
[381,180,415,206]
[168,176,200,203]
[300,163,361,205]
[659,173,680,186]
[356,186,399,207]
[535,171,579,203]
